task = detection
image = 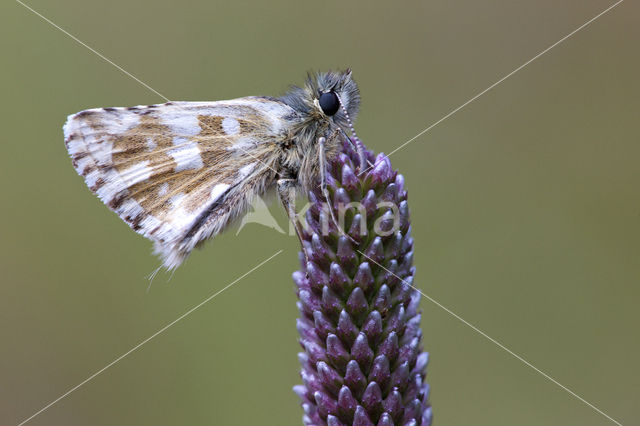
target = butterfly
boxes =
[64,70,365,270]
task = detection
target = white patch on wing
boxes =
[168,138,204,171]
[161,184,231,235]
[169,193,186,207]
[104,110,141,134]
[227,136,254,152]
[166,193,198,230]
[119,198,145,218]
[89,139,114,167]
[238,163,255,179]
[146,137,157,151]
[74,156,93,175]
[222,117,240,135]
[85,170,100,188]
[119,161,152,186]
[160,113,200,136]
[157,183,169,196]
[211,183,230,201]
[237,98,292,133]
[67,108,141,136]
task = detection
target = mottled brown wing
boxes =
[64,98,295,269]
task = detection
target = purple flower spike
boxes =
[293,139,431,425]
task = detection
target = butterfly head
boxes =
[312,70,360,125]
[281,69,360,130]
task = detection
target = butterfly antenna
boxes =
[338,128,374,169]
[335,94,367,171]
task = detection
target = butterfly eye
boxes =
[319,91,340,116]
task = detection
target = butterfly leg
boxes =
[277,178,310,267]
[317,137,358,244]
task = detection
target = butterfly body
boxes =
[64,71,360,269]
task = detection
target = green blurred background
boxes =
[2,0,638,424]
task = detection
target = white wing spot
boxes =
[167,193,198,230]
[85,170,100,188]
[169,193,186,207]
[168,138,204,171]
[211,183,230,201]
[161,113,200,136]
[118,198,145,217]
[227,136,254,152]
[222,117,240,135]
[75,157,92,175]
[238,163,256,179]
[157,183,169,196]
[120,161,152,187]
[146,137,157,151]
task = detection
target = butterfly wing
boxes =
[64,98,296,269]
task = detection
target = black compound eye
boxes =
[319,91,340,116]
